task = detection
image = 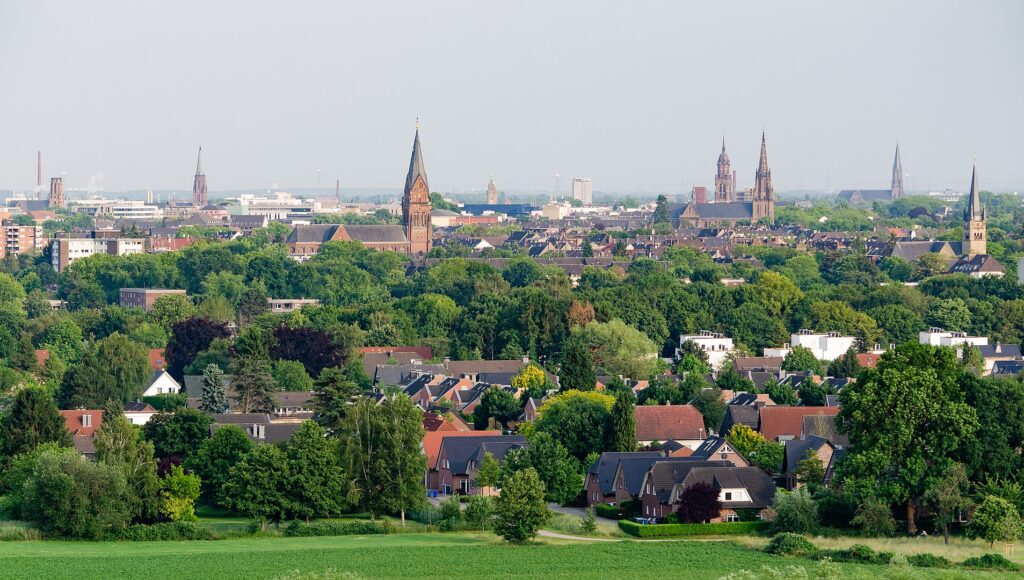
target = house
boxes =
[971,343,1023,375]
[520,397,543,422]
[423,410,472,433]
[678,331,735,370]
[273,392,316,417]
[584,451,662,505]
[148,349,167,371]
[782,435,838,490]
[635,405,707,448]
[119,288,188,311]
[143,369,183,397]
[124,402,157,426]
[423,430,500,491]
[435,435,526,495]
[658,440,695,457]
[759,406,840,442]
[267,298,320,313]
[689,435,750,467]
[918,328,987,348]
[59,409,103,459]
[211,413,303,443]
[639,460,776,521]
[719,405,761,438]
[800,414,849,448]
[948,254,1005,278]
[765,330,857,362]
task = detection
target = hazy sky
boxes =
[1,1,1022,195]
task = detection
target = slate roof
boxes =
[838,189,892,202]
[949,254,1005,275]
[645,459,734,503]
[992,360,1024,375]
[891,240,962,263]
[438,435,525,475]
[423,430,501,469]
[343,224,409,243]
[587,451,662,495]
[783,435,833,475]
[647,460,776,508]
[635,405,706,441]
[719,405,760,437]
[287,224,338,244]
[689,203,755,220]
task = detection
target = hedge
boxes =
[595,504,621,519]
[110,522,214,541]
[618,520,768,537]
[283,520,390,537]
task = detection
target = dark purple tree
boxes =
[675,481,723,523]
[270,326,346,378]
[165,317,231,381]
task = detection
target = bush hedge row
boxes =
[594,504,621,519]
[110,522,214,541]
[618,520,768,537]
[765,533,1015,571]
[283,520,390,537]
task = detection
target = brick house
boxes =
[635,404,707,448]
[435,435,525,495]
[423,430,500,491]
[639,460,776,521]
[585,451,663,506]
[758,406,839,442]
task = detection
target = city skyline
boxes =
[1,1,1022,193]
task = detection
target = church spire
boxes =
[196,146,204,176]
[890,143,903,199]
[404,127,428,195]
[757,131,769,174]
[402,124,432,255]
[965,160,984,221]
[192,146,208,207]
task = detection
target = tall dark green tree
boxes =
[199,363,228,414]
[285,421,349,520]
[186,425,253,504]
[222,444,292,527]
[605,392,637,452]
[474,386,520,429]
[559,335,596,392]
[232,357,277,414]
[652,194,670,224]
[312,366,361,435]
[0,388,71,457]
[142,408,214,460]
[502,431,580,505]
[94,404,161,522]
[826,347,861,378]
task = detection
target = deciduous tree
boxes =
[494,467,550,543]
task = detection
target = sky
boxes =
[0,0,1022,196]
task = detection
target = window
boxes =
[725,514,739,522]
[724,492,733,501]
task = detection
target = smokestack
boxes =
[336,179,340,203]
[36,151,42,200]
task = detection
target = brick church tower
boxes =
[403,126,433,255]
[963,161,986,257]
[714,137,734,202]
[192,146,208,207]
[750,132,774,224]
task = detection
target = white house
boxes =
[918,328,988,348]
[124,402,158,425]
[678,331,735,370]
[142,370,183,397]
[765,330,857,362]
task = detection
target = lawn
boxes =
[0,532,1008,579]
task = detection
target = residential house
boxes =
[678,331,735,370]
[719,404,761,438]
[143,369,183,397]
[782,435,838,490]
[759,406,840,442]
[423,430,500,491]
[585,451,662,506]
[211,413,303,444]
[124,401,157,426]
[639,460,776,521]
[635,404,707,448]
[435,435,526,495]
[59,409,103,459]
[765,330,857,362]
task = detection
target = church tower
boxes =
[714,138,733,202]
[963,161,986,257]
[486,175,498,205]
[49,177,65,209]
[192,147,208,207]
[403,126,433,255]
[890,144,904,200]
[751,132,774,223]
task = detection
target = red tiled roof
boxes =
[423,430,500,469]
[423,411,468,433]
[759,406,839,441]
[34,349,50,368]
[357,346,433,360]
[856,353,881,369]
[59,410,103,437]
[635,405,706,442]
[149,349,166,370]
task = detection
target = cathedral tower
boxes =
[890,144,904,200]
[963,161,986,257]
[192,147,208,207]
[751,132,774,223]
[714,138,733,202]
[49,177,65,209]
[403,127,433,255]
[486,175,498,205]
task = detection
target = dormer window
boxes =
[82,414,92,427]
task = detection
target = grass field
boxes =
[0,532,1012,579]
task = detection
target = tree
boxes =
[782,346,823,376]
[573,319,664,379]
[312,366,361,435]
[754,271,804,318]
[465,495,494,531]
[726,424,783,473]
[232,357,277,414]
[236,286,269,326]
[769,488,819,535]
[271,325,351,378]
[272,359,314,392]
[62,333,150,408]
[150,294,197,331]
[559,335,596,392]
[826,347,861,379]
[476,451,501,493]
[797,379,832,407]
[605,392,637,452]
[165,317,230,381]
[794,449,826,492]
[0,271,26,306]
[143,408,214,460]
[494,467,550,543]
[199,364,228,414]
[22,448,133,539]
[502,431,581,505]
[286,421,349,520]
[186,425,253,504]
[969,495,1023,548]
[652,195,670,224]
[160,464,201,522]
[692,388,727,433]
[222,445,292,527]
[341,396,426,525]
[0,387,71,457]
[850,496,896,537]
[534,390,614,460]
[94,405,161,523]
[961,345,985,376]
[925,298,971,332]
[580,240,594,258]
[836,343,978,534]
[765,379,798,405]
[923,463,970,544]
[511,363,546,394]
[675,481,722,523]
[474,386,520,430]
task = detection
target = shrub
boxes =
[850,496,895,536]
[618,520,768,537]
[578,507,598,535]
[906,553,952,569]
[769,488,819,535]
[437,496,465,532]
[283,520,389,537]
[812,544,892,565]
[111,522,214,541]
[595,504,621,519]
[961,554,1020,571]
[143,393,188,411]
[764,532,817,556]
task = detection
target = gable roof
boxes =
[423,430,500,469]
[759,406,839,441]
[59,409,103,437]
[438,435,525,475]
[635,404,706,441]
[341,224,409,243]
[587,451,662,496]
[644,459,734,503]
[783,435,834,475]
[287,224,339,244]
[719,404,760,437]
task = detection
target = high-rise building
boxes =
[192,147,208,207]
[572,177,592,205]
[750,132,774,223]
[49,177,65,209]
[36,151,43,200]
[402,128,432,255]
[963,161,986,257]
[486,175,498,204]
[714,138,734,202]
[890,144,904,200]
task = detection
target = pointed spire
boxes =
[890,142,904,199]
[758,131,769,173]
[404,124,428,194]
[721,136,726,153]
[196,146,204,176]
[966,160,983,221]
